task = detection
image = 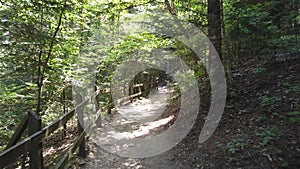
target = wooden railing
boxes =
[0,80,158,169]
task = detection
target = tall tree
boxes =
[208,0,222,61]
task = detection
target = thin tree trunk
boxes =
[208,0,222,61]
[220,0,233,84]
[36,0,67,114]
[36,1,44,114]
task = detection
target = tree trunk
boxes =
[220,0,233,84]
[208,0,222,61]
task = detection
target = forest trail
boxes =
[80,86,178,169]
[90,86,172,144]
[72,60,299,169]
[1,1,298,168]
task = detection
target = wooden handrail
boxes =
[5,113,28,150]
[54,101,109,168]
[0,89,101,168]
[54,131,86,169]
[0,124,48,168]
[0,137,31,168]
[54,99,112,168]
[0,82,151,168]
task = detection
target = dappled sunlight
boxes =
[122,158,143,169]
[43,139,73,157]
[130,115,174,138]
[116,87,171,122]
[90,87,175,146]
[103,115,174,140]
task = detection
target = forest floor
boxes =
[66,60,299,169]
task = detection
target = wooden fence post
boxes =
[76,94,86,157]
[28,110,43,169]
[130,81,134,103]
[62,88,67,136]
[108,93,113,114]
[138,83,141,99]
[155,77,159,90]
[143,72,150,97]
[94,86,102,127]
[108,82,113,114]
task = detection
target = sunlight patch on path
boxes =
[116,86,170,123]
[106,115,174,140]
[90,86,172,144]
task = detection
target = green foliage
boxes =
[214,141,223,148]
[281,162,289,168]
[287,110,300,123]
[259,96,277,107]
[227,133,249,153]
[257,114,267,122]
[174,0,207,28]
[252,67,266,75]
[255,127,278,147]
[287,111,300,116]
[226,157,235,163]
[225,0,299,66]
[0,111,20,151]
[259,95,281,112]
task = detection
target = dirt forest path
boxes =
[81,86,180,169]
[73,60,299,169]
[90,86,173,145]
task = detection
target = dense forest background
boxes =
[0,0,299,167]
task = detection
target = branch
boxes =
[42,0,67,76]
[164,0,176,15]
